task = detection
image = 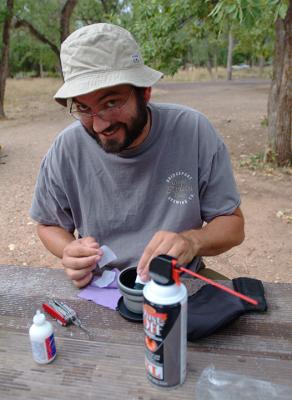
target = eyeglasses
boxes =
[69,88,133,122]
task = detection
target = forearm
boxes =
[182,208,245,257]
[37,224,75,259]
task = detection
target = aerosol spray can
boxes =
[29,309,57,364]
[143,255,187,387]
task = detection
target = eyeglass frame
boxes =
[68,88,134,122]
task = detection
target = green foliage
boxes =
[15,0,60,45]
[9,29,58,77]
[1,0,289,77]
[5,0,125,76]
[261,115,269,127]
[240,152,266,170]
[124,0,206,75]
[239,151,292,171]
[73,0,105,25]
[204,0,287,68]
[6,0,63,76]
[208,0,288,28]
[271,0,289,20]
[209,0,263,26]
[0,2,9,24]
[231,15,275,66]
[73,0,123,26]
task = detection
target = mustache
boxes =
[96,122,124,135]
[82,122,124,137]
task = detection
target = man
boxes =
[30,23,244,288]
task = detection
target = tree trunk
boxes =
[39,62,44,78]
[60,0,78,43]
[206,54,213,79]
[226,29,233,81]
[266,0,292,166]
[213,51,218,80]
[0,0,14,119]
[259,55,265,76]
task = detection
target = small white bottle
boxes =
[29,310,57,364]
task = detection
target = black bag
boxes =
[187,277,267,341]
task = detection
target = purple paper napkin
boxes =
[78,269,121,310]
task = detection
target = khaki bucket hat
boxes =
[54,23,163,106]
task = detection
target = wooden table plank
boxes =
[1,331,292,400]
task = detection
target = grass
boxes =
[6,77,62,103]
[164,66,272,82]
[3,77,63,120]
[239,152,266,170]
[239,152,292,176]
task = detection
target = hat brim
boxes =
[54,65,163,106]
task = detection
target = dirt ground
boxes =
[0,78,291,282]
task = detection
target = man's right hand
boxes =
[62,236,103,288]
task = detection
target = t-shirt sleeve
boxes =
[198,126,241,223]
[29,153,75,232]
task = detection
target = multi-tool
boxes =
[42,298,91,336]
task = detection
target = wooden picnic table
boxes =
[0,264,291,399]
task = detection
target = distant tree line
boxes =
[0,0,291,166]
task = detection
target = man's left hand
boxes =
[137,230,197,281]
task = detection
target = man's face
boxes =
[73,85,149,153]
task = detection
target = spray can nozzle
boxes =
[149,255,181,286]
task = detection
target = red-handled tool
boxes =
[42,299,91,335]
[42,302,67,326]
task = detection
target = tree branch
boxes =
[14,18,60,56]
[60,0,78,43]
[100,0,108,13]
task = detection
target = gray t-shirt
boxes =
[30,102,240,271]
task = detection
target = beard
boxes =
[83,90,148,154]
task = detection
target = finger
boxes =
[137,243,158,276]
[137,231,180,278]
[168,236,196,264]
[82,236,99,246]
[138,244,170,281]
[166,243,186,260]
[63,254,101,270]
[87,241,100,249]
[72,272,93,289]
[65,264,96,281]
[65,243,100,258]
[138,232,170,271]
[87,242,103,256]
[139,240,185,281]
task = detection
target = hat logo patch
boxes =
[132,53,141,64]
